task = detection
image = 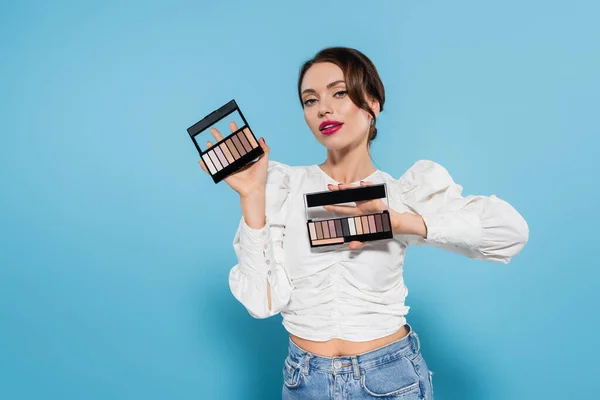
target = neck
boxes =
[320,144,376,184]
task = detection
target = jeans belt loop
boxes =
[351,356,360,380]
[302,353,312,375]
[411,330,421,354]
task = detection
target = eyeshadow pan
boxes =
[375,214,383,232]
[232,134,247,155]
[225,138,241,159]
[237,131,252,153]
[328,220,336,237]
[355,216,363,234]
[368,215,376,233]
[208,150,222,170]
[309,222,317,240]
[316,221,323,239]
[243,127,258,148]
[361,216,370,234]
[312,237,344,245]
[334,220,342,238]
[341,218,350,236]
[322,221,330,239]
[382,213,391,231]
[214,146,228,167]
[220,142,234,164]
[348,217,356,235]
[202,154,217,174]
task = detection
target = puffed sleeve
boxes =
[391,160,529,263]
[228,160,294,318]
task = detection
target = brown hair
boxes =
[297,47,385,146]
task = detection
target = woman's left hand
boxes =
[323,181,428,250]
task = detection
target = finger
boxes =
[322,204,359,214]
[198,159,208,174]
[327,183,341,191]
[360,180,373,186]
[257,137,270,161]
[348,241,364,250]
[229,121,239,133]
[210,127,223,142]
[206,140,214,148]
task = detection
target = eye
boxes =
[334,90,347,98]
[303,98,317,106]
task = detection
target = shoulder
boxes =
[398,159,454,187]
[379,159,461,203]
[266,160,315,189]
[267,160,315,178]
[377,160,454,186]
[263,160,314,214]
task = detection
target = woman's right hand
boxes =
[198,121,269,229]
[198,121,270,198]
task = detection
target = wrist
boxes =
[391,210,428,238]
[240,192,266,230]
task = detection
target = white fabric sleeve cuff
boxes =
[237,217,277,279]
[421,210,482,249]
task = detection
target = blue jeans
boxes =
[282,324,434,399]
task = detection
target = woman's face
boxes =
[300,62,378,151]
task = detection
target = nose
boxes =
[318,98,333,118]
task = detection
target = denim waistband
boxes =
[286,324,421,376]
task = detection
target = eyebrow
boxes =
[301,80,346,96]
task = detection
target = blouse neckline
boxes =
[313,164,380,185]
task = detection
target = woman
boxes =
[199,47,529,399]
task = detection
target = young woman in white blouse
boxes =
[199,47,529,400]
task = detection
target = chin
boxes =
[318,136,353,151]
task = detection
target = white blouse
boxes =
[228,160,529,342]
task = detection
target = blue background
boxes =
[1,1,598,399]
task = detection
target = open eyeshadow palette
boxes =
[304,183,394,248]
[187,99,263,183]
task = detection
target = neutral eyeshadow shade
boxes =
[368,215,376,233]
[208,150,222,170]
[382,213,391,231]
[237,131,252,153]
[312,237,344,246]
[348,218,356,235]
[225,138,241,159]
[328,220,336,237]
[202,154,217,174]
[375,214,383,232]
[322,221,330,239]
[220,142,234,164]
[342,218,350,236]
[232,135,247,156]
[355,216,363,234]
[243,127,258,148]
[214,146,228,167]
[334,220,342,238]
[316,222,323,239]
[361,216,370,234]
[309,223,317,240]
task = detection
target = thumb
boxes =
[259,137,269,154]
[257,137,270,163]
[348,241,365,250]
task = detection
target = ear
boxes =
[368,96,381,118]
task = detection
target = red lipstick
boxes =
[319,120,344,135]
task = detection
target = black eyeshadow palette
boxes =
[187,99,263,184]
[304,183,393,248]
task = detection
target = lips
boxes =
[319,120,343,135]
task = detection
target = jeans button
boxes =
[333,360,342,369]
